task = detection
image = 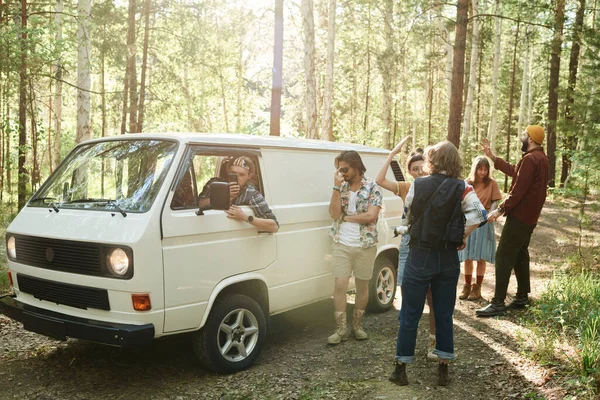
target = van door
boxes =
[160,146,276,333]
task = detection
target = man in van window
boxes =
[328,150,383,345]
[199,156,279,233]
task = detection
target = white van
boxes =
[1,133,405,373]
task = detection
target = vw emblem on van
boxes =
[45,247,55,263]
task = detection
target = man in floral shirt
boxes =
[327,150,383,345]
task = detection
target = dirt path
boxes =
[0,199,588,399]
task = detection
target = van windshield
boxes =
[29,139,179,213]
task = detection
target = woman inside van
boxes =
[388,141,486,386]
[375,136,439,362]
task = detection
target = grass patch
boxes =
[522,271,600,399]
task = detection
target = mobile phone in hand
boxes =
[228,173,238,183]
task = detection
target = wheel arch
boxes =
[376,244,399,269]
[199,274,269,329]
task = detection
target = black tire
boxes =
[193,293,267,373]
[367,259,397,313]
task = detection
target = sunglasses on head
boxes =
[338,167,349,174]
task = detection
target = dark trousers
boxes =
[395,246,460,363]
[492,215,536,304]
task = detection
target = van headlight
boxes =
[7,236,16,259]
[106,248,130,276]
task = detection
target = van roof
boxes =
[84,132,389,155]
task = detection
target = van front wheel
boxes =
[367,259,397,312]
[193,294,267,373]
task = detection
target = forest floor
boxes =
[0,198,597,400]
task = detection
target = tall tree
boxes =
[517,30,531,145]
[320,0,336,141]
[18,0,28,210]
[301,0,317,139]
[137,0,151,133]
[379,0,393,149]
[504,22,520,191]
[487,0,502,152]
[52,0,63,170]
[547,0,566,187]
[126,0,138,133]
[270,0,284,136]
[447,0,468,148]
[461,0,480,150]
[76,0,92,144]
[560,0,586,187]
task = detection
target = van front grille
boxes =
[17,274,110,311]
[14,235,101,275]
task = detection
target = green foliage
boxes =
[524,271,600,398]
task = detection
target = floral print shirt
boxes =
[330,176,383,248]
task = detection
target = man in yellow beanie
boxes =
[476,125,549,317]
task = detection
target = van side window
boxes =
[170,153,264,210]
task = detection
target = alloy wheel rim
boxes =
[217,308,260,362]
[376,266,395,305]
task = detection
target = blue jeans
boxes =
[395,245,460,363]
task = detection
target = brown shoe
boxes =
[438,363,450,386]
[467,283,481,300]
[458,283,471,300]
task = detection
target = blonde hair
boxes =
[424,141,463,178]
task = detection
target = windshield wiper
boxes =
[66,198,112,203]
[106,200,127,217]
[29,196,57,204]
[48,202,60,213]
[63,198,127,217]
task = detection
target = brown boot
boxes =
[438,362,450,386]
[468,283,481,300]
[389,362,408,386]
[351,309,368,340]
[327,311,349,345]
[458,283,471,300]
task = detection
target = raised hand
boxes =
[481,138,495,160]
[229,182,240,202]
[334,170,344,187]
[391,136,411,156]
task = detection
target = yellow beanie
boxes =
[526,125,545,145]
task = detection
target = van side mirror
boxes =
[196,182,230,215]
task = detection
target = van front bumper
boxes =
[0,295,154,348]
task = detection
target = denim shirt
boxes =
[330,176,383,249]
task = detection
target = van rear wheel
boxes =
[193,294,266,373]
[367,259,397,312]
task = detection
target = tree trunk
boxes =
[137,0,151,133]
[504,22,520,192]
[435,1,453,110]
[320,0,336,141]
[363,3,371,136]
[447,0,468,148]
[487,0,502,152]
[547,0,566,188]
[380,0,393,149]
[560,0,585,187]
[269,0,284,136]
[120,69,129,134]
[76,0,92,144]
[517,31,530,146]
[28,76,39,190]
[461,0,479,150]
[52,0,62,170]
[301,0,317,139]
[18,0,28,210]
[127,0,138,133]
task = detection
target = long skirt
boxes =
[458,222,496,264]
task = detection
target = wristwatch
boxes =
[247,215,254,223]
[497,205,504,215]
